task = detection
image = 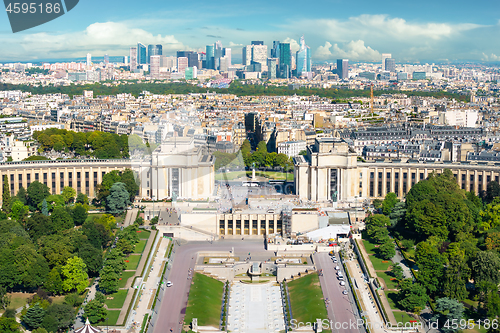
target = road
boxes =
[150,240,267,333]
[315,252,361,333]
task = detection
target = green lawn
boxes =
[134,240,147,254]
[85,213,103,224]
[8,293,32,309]
[183,273,224,328]
[393,311,417,325]
[378,271,399,290]
[215,171,247,181]
[118,271,136,289]
[104,290,128,309]
[125,255,141,270]
[106,310,121,326]
[288,274,330,332]
[214,170,294,181]
[369,255,392,271]
[137,230,151,239]
[362,239,377,255]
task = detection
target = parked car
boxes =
[343,290,348,295]
[166,281,173,287]
[335,266,340,270]
[340,281,345,286]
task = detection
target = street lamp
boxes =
[152,195,155,220]
[106,317,109,332]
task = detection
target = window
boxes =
[27,174,31,187]
[35,173,39,181]
[68,172,72,188]
[60,172,64,189]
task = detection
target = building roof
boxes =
[74,319,101,333]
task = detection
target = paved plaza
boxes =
[227,282,285,333]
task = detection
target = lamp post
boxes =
[152,195,155,220]
[106,317,109,332]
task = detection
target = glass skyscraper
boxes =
[337,59,349,79]
[296,36,311,77]
[138,43,147,65]
[147,44,162,64]
[206,45,215,69]
[279,43,291,78]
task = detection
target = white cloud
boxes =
[283,37,300,53]
[6,22,186,60]
[482,53,500,61]
[228,41,243,47]
[314,40,380,61]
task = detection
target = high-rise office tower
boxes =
[279,43,291,78]
[252,44,268,69]
[104,54,109,65]
[147,44,162,63]
[267,58,278,79]
[381,53,391,71]
[271,41,280,59]
[150,55,161,79]
[251,41,264,46]
[177,57,188,73]
[223,48,231,68]
[124,56,128,66]
[137,43,147,65]
[206,45,215,69]
[86,53,91,68]
[129,47,138,70]
[177,51,199,68]
[214,41,223,69]
[161,56,177,69]
[296,36,311,77]
[337,59,349,79]
[385,58,396,72]
[242,45,252,66]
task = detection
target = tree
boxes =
[51,206,74,231]
[27,181,50,211]
[78,243,103,277]
[382,192,399,216]
[22,304,45,329]
[390,263,404,280]
[415,239,444,295]
[83,299,107,324]
[372,199,383,209]
[2,175,11,213]
[25,213,53,240]
[76,192,89,205]
[397,279,428,313]
[486,181,500,203]
[432,298,465,333]
[61,256,89,294]
[134,216,144,226]
[82,220,112,250]
[9,200,29,223]
[389,201,406,227]
[99,265,119,294]
[443,244,469,301]
[116,238,134,254]
[378,239,396,260]
[61,186,76,203]
[45,268,63,295]
[15,187,27,205]
[2,308,16,318]
[120,169,139,201]
[0,287,11,310]
[471,251,500,286]
[72,204,88,226]
[42,303,74,332]
[0,317,20,333]
[106,182,130,215]
[298,150,307,156]
[41,199,48,216]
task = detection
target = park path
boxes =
[116,229,157,325]
[123,208,138,227]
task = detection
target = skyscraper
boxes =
[150,55,161,79]
[104,54,109,65]
[147,44,162,63]
[223,48,231,68]
[242,45,252,66]
[206,45,215,69]
[129,47,137,71]
[177,51,199,68]
[279,43,291,78]
[214,41,223,70]
[251,41,264,46]
[295,35,311,77]
[336,59,349,79]
[252,44,268,69]
[137,43,147,65]
[267,58,278,79]
[271,41,280,59]
[86,53,91,68]
[177,57,188,73]
[381,53,391,71]
[385,58,396,72]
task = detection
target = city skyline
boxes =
[0,0,499,63]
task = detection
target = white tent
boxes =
[74,318,101,333]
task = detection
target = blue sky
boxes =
[1,0,499,62]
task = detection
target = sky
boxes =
[0,0,499,63]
